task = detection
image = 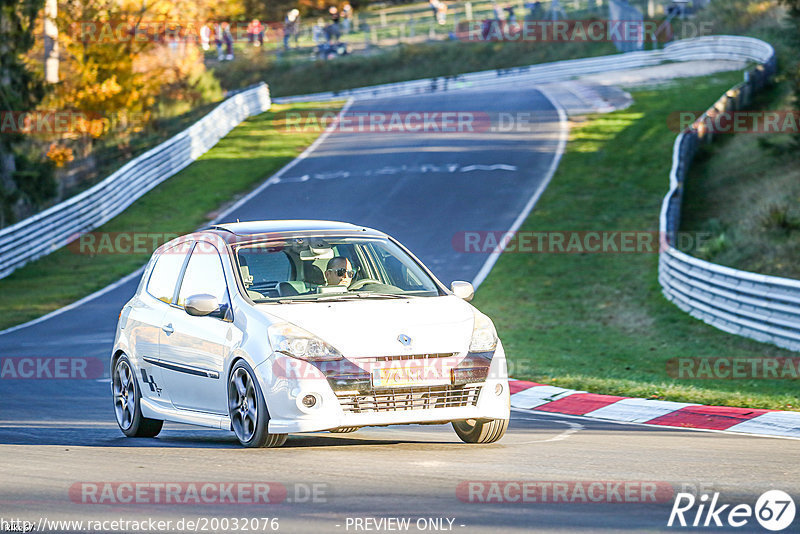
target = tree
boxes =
[0,0,49,225]
[44,0,226,155]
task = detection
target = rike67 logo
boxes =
[668,490,796,531]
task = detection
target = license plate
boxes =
[371,363,450,388]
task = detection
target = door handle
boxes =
[162,323,174,335]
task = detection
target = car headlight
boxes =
[469,309,498,353]
[268,323,343,362]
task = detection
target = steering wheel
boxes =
[349,278,381,291]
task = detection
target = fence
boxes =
[0,83,271,279]
[656,37,800,352]
[282,0,606,54]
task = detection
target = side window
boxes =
[146,244,187,304]
[177,243,229,308]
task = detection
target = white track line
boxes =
[0,98,355,338]
[471,87,569,289]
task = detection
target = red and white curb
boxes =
[510,380,800,439]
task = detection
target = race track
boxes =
[0,85,797,533]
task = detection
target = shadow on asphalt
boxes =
[0,412,694,449]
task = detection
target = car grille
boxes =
[336,385,481,413]
[360,353,458,363]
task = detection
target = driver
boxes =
[324,257,355,286]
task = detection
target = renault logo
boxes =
[397,334,412,347]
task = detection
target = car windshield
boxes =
[233,236,442,302]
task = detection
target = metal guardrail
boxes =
[273,50,666,104]
[656,36,800,351]
[0,83,271,279]
[275,36,778,104]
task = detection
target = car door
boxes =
[158,241,234,414]
[129,242,190,405]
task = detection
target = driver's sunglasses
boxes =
[328,268,355,277]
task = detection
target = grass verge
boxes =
[474,72,800,411]
[0,101,342,331]
[679,80,800,279]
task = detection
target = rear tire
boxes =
[228,360,287,448]
[452,418,508,443]
[113,355,163,438]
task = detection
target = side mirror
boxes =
[451,281,474,302]
[185,294,221,317]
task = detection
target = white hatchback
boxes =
[111,220,510,447]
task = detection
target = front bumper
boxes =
[255,342,511,434]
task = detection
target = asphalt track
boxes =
[0,86,798,533]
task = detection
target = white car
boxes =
[111,220,510,447]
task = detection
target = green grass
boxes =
[473,72,800,411]
[0,102,342,331]
[212,39,618,97]
[679,80,800,279]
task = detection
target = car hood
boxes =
[254,295,474,358]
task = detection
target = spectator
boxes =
[342,3,353,33]
[492,0,503,20]
[284,9,300,50]
[200,23,211,51]
[247,19,263,47]
[524,1,543,21]
[436,1,447,25]
[214,22,224,60]
[221,22,234,60]
[504,5,516,23]
[429,0,439,21]
[326,6,342,43]
[312,17,325,44]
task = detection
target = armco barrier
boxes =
[0,83,271,279]
[657,37,800,351]
[274,36,773,104]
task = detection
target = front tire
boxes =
[452,418,508,444]
[228,360,287,448]
[112,355,163,438]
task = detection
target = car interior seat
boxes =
[303,264,326,286]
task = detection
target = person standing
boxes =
[284,9,300,50]
[327,6,341,43]
[342,3,352,33]
[429,0,439,21]
[504,5,516,23]
[312,17,325,44]
[200,23,211,51]
[221,22,234,60]
[436,1,447,25]
[214,22,224,60]
[247,19,263,46]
